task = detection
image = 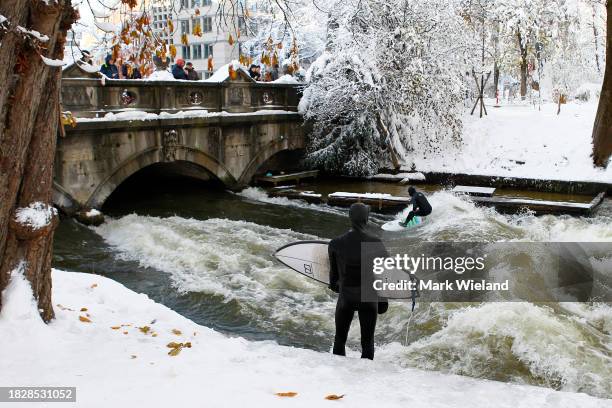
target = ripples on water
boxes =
[53,183,612,399]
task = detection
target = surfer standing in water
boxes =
[400,186,432,227]
[328,203,388,360]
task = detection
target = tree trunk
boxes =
[592,1,611,167]
[493,61,500,99]
[517,30,528,100]
[0,0,76,321]
[593,5,602,74]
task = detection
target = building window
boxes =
[190,0,199,8]
[202,16,212,32]
[191,18,199,34]
[202,0,211,5]
[180,0,189,9]
[182,45,191,60]
[180,20,189,34]
[204,43,213,58]
[192,44,202,60]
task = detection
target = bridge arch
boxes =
[86,146,237,208]
[238,136,305,185]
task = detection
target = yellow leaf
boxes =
[91,283,98,288]
[325,394,345,400]
[123,331,129,335]
[152,333,158,337]
[168,347,182,356]
[184,342,192,348]
[228,33,234,46]
[139,326,151,334]
[275,392,297,397]
[169,44,177,58]
[181,33,189,46]
[172,329,182,335]
[111,326,120,330]
[80,307,88,312]
[79,316,91,323]
[166,342,182,348]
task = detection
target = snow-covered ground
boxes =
[0,269,608,408]
[409,101,611,183]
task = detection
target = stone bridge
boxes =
[54,66,304,212]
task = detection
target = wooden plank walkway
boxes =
[255,170,319,186]
[452,185,496,197]
[327,192,411,213]
[469,192,605,216]
[268,189,323,204]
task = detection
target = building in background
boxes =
[151,0,247,78]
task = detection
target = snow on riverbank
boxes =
[408,101,611,183]
[0,270,608,407]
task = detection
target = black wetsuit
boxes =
[405,191,432,223]
[328,204,387,360]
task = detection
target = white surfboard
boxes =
[274,241,416,299]
[274,240,331,284]
[381,216,424,232]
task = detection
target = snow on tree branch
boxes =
[300,0,474,176]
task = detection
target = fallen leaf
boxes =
[168,347,182,356]
[325,394,345,400]
[152,333,158,337]
[79,316,91,323]
[184,342,192,348]
[166,342,182,349]
[139,326,151,334]
[275,392,298,397]
[111,326,121,330]
[171,329,182,335]
[80,307,88,312]
[91,283,98,288]
[123,331,128,335]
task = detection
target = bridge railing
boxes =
[61,77,303,119]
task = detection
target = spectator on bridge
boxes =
[80,50,93,65]
[270,63,279,81]
[248,64,261,81]
[100,54,119,79]
[172,59,188,80]
[121,61,142,79]
[185,62,200,80]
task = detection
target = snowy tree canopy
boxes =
[299,0,475,176]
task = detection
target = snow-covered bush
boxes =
[299,0,472,176]
[574,83,602,102]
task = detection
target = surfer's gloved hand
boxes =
[377,300,389,314]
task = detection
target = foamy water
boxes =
[93,190,612,398]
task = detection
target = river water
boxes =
[52,174,612,399]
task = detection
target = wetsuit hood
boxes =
[408,186,416,196]
[349,203,370,232]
